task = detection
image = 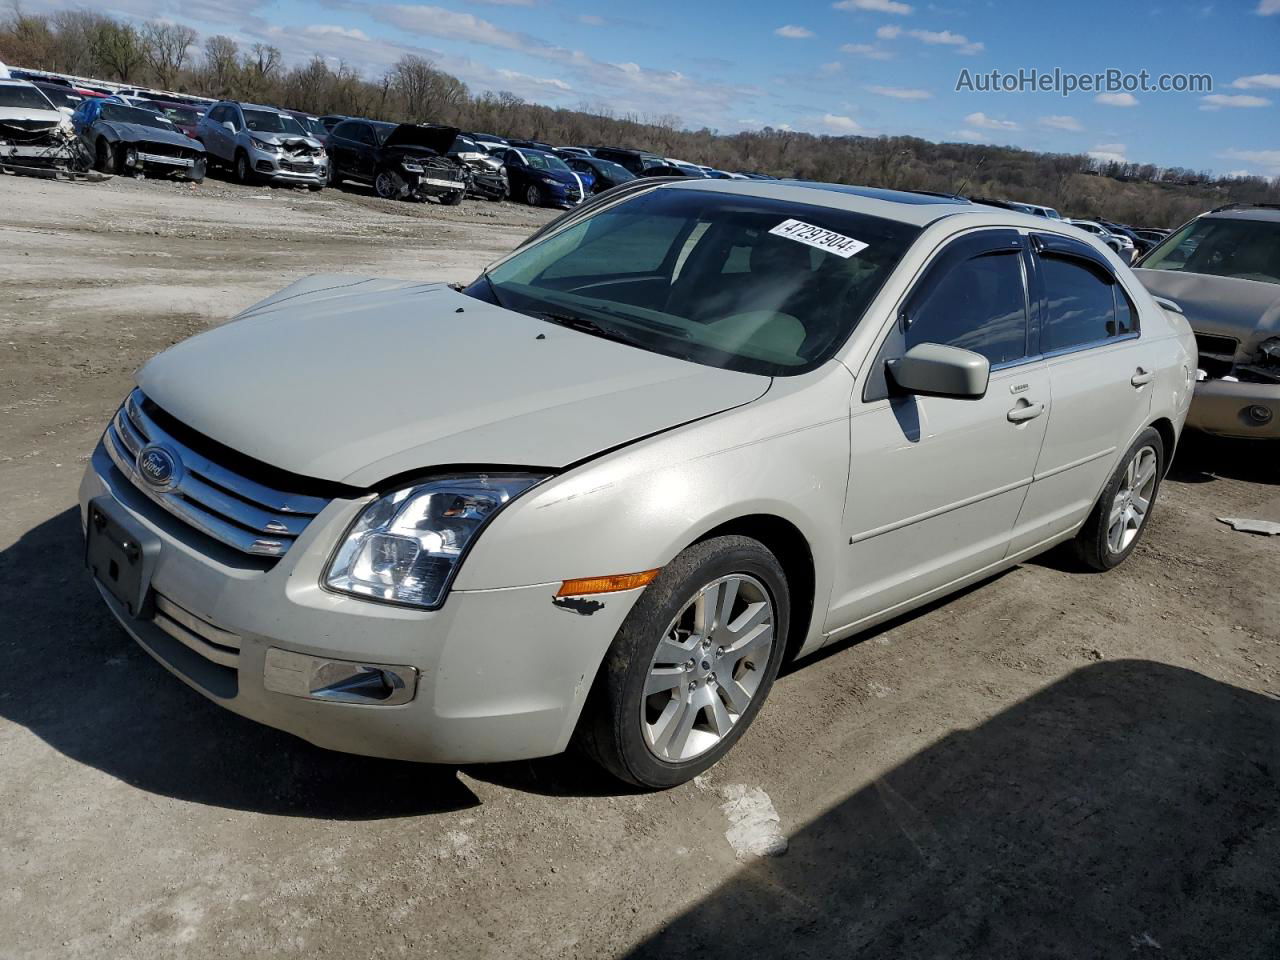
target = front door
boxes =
[827,229,1051,636]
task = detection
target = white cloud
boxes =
[576,14,605,26]
[1039,114,1083,132]
[1222,169,1253,178]
[876,24,903,38]
[304,24,370,41]
[964,111,1018,130]
[1095,92,1139,107]
[1200,93,1271,109]
[820,61,844,75]
[907,28,983,53]
[1088,142,1127,164]
[867,85,931,99]
[1257,0,1280,13]
[1232,73,1280,89]
[839,42,893,59]
[832,0,914,14]
[1219,147,1280,174]
[775,24,814,38]
[822,113,863,132]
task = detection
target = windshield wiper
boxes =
[580,301,691,338]
[533,311,648,348]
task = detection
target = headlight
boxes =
[401,161,424,173]
[540,175,560,186]
[499,165,508,179]
[324,473,548,609]
[250,136,279,152]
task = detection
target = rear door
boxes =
[827,229,1052,634]
[1009,233,1152,552]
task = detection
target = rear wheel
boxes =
[577,535,790,788]
[1072,427,1164,571]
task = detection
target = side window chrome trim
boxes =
[1041,330,1141,361]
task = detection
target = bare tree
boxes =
[237,42,280,100]
[141,20,196,90]
[203,34,238,94]
[387,54,468,124]
[91,19,144,82]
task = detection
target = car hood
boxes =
[252,130,324,152]
[0,105,62,126]
[103,121,202,150]
[1133,268,1280,355]
[137,275,771,487]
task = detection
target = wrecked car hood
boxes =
[255,131,323,152]
[1133,268,1280,356]
[137,275,771,487]
[100,120,201,150]
[0,105,62,127]
[384,124,458,155]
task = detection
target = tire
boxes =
[94,138,117,174]
[234,150,252,184]
[441,189,464,206]
[374,169,404,200]
[525,183,542,206]
[577,535,790,789]
[1072,427,1165,571]
[307,183,323,192]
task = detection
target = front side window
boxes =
[1040,257,1121,351]
[1141,216,1280,285]
[906,251,1028,365]
[481,187,919,376]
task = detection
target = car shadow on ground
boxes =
[0,508,479,819]
[626,659,1280,959]
[1168,432,1279,486]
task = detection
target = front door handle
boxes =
[1131,368,1154,387]
[1007,401,1045,423]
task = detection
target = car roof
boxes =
[1202,205,1280,223]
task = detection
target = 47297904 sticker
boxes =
[768,219,869,259]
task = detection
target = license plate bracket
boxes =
[85,496,160,619]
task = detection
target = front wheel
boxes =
[1072,427,1165,571]
[577,535,790,788]
[375,169,405,200]
[441,189,464,206]
[234,151,253,184]
[524,183,542,206]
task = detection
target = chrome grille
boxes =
[153,594,241,669]
[103,389,329,557]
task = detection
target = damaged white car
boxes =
[0,78,91,177]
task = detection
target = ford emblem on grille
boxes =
[137,444,181,491]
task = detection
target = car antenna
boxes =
[954,153,985,198]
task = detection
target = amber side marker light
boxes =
[557,569,661,597]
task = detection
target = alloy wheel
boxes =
[1107,444,1158,554]
[641,574,775,762]
[526,184,541,206]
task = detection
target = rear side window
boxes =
[906,251,1028,365]
[1040,257,1121,351]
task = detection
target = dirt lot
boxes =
[1,171,1278,960]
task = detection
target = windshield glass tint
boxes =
[101,104,170,129]
[243,109,305,135]
[0,84,56,110]
[595,160,634,181]
[1142,217,1280,285]
[151,105,200,125]
[524,151,570,172]
[485,187,919,376]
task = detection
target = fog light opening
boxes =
[1246,404,1273,425]
[263,647,418,705]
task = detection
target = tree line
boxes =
[4,7,1278,228]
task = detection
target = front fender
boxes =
[453,364,855,656]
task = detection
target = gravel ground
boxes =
[1,169,1278,960]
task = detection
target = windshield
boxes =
[0,83,56,110]
[148,103,200,125]
[372,121,396,145]
[101,103,172,129]
[524,150,570,173]
[294,115,325,137]
[37,86,80,109]
[1141,216,1280,285]
[243,109,305,135]
[483,187,919,376]
[593,159,635,182]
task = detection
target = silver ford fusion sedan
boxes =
[80,180,1195,788]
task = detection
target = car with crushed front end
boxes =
[196,101,327,189]
[81,180,1194,789]
[326,119,467,204]
[70,98,205,181]
[1134,202,1280,440]
[0,78,91,175]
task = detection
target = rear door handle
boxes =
[1007,402,1045,423]
[1131,368,1154,387]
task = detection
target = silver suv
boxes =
[81,181,1194,788]
[196,101,327,189]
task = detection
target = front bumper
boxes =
[1187,378,1280,439]
[250,148,327,184]
[79,442,640,763]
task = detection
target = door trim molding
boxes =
[1032,445,1117,482]
[848,475,1032,545]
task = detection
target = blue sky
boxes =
[32,0,1280,176]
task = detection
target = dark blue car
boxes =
[500,147,588,207]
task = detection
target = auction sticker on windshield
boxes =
[768,219,869,259]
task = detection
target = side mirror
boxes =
[887,342,990,399]
[221,121,235,133]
